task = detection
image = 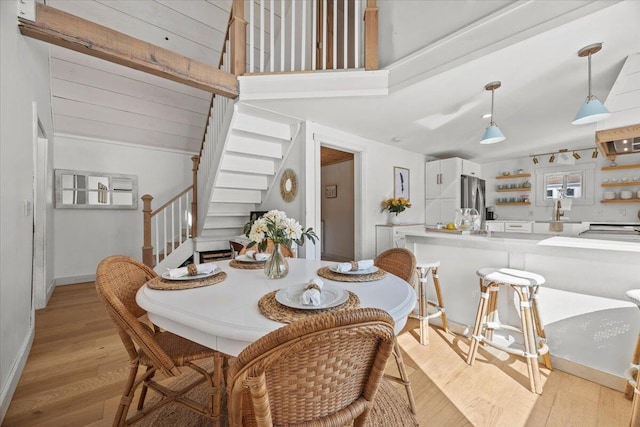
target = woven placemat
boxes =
[258,290,360,323]
[316,266,387,282]
[147,272,227,290]
[229,259,265,270]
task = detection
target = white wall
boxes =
[310,123,426,260]
[258,123,312,256]
[53,135,193,281]
[321,160,355,260]
[482,154,640,222]
[0,1,54,418]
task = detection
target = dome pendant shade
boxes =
[573,43,611,126]
[572,97,611,125]
[480,124,506,144]
[481,81,506,144]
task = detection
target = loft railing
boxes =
[246,0,378,73]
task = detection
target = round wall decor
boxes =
[280,169,297,202]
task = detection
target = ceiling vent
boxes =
[595,124,640,159]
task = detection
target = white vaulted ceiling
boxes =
[42,0,640,161]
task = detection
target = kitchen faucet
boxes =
[554,199,564,221]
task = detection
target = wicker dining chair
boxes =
[374,248,418,414]
[226,308,418,427]
[238,239,295,258]
[229,240,245,259]
[95,255,226,426]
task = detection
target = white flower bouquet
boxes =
[243,210,318,252]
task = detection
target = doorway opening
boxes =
[320,146,354,261]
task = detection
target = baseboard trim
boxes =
[55,274,96,286]
[0,325,34,423]
[551,356,626,392]
[422,317,625,390]
[45,279,55,304]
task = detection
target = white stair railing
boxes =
[196,34,236,236]
[247,0,366,73]
[142,187,193,267]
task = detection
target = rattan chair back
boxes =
[95,255,180,376]
[238,239,295,258]
[227,308,395,426]
[374,248,417,283]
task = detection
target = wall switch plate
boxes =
[23,200,32,216]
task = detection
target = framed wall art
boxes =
[394,167,410,200]
[325,184,337,198]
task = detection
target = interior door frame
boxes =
[309,130,366,260]
[32,104,50,310]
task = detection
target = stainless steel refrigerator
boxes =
[461,175,486,230]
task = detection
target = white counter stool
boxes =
[412,260,449,345]
[624,290,640,398]
[466,267,552,394]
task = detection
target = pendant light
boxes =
[480,81,505,144]
[572,43,611,125]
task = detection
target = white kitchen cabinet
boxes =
[425,197,457,225]
[462,159,481,178]
[426,158,461,199]
[375,224,425,256]
[504,221,533,233]
[486,221,533,233]
[426,158,463,225]
[486,221,505,232]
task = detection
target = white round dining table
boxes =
[136,258,417,357]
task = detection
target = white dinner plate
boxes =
[328,265,379,275]
[235,254,267,263]
[275,283,349,310]
[161,269,219,281]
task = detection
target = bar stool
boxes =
[412,261,449,345]
[466,267,552,394]
[625,290,640,398]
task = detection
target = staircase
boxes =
[194,104,301,253]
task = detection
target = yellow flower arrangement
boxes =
[381,197,412,215]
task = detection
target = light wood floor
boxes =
[2,282,632,426]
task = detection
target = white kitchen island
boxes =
[404,230,640,390]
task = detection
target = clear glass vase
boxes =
[264,243,289,279]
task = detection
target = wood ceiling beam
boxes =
[18,2,238,98]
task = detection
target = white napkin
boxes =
[334,259,374,273]
[245,250,269,261]
[301,278,324,306]
[167,262,219,278]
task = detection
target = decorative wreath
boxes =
[280,169,297,202]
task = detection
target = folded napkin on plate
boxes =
[167,262,219,279]
[301,278,324,306]
[245,250,269,261]
[334,259,374,273]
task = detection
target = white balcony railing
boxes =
[247,0,368,73]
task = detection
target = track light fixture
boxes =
[530,146,596,165]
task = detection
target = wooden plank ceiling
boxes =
[321,146,354,166]
[47,0,233,153]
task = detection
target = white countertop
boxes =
[403,230,640,253]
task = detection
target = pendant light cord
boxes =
[490,88,496,126]
[587,52,593,101]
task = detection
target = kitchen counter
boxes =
[403,230,640,390]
